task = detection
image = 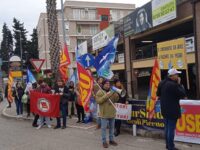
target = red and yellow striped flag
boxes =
[59,44,71,83]
[146,59,161,119]
[7,72,14,103]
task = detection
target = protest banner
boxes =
[175,100,200,144]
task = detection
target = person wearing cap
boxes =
[157,68,187,150]
[96,80,119,148]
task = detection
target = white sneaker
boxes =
[47,125,52,128]
[36,125,42,130]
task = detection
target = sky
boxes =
[0,0,150,41]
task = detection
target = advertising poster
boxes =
[127,100,164,130]
[175,100,200,144]
[157,38,187,70]
[92,24,114,51]
[152,0,177,27]
[123,12,135,37]
[134,2,153,34]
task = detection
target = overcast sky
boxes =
[0,0,150,41]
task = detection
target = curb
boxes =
[1,106,33,121]
[1,106,96,130]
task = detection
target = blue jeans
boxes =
[57,104,67,127]
[15,99,23,115]
[101,118,115,143]
[164,118,177,150]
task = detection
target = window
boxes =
[90,25,98,35]
[80,9,85,19]
[77,25,82,34]
[88,9,96,20]
[101,15,109,21]
[73,9,80,19]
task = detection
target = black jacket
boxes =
[157,78,186,120]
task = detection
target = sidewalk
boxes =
[2,103,96,129]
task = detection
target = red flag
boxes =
[77,63,94,111]
[59,44,71,82]
[30,91,60,117]
[146,59,161,119]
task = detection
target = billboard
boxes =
[92,24,114,51]
[152,0,177,27]
[157,38,187,70]
[124,2,152,37]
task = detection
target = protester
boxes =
[24,82,33,117]
[113,79,127,136]
[13,82,24,117]
[93,77,104,129]
[96,80,119,148]
[5,83,12,108]
[32,82,39,127]
[75,83,85,123]
[68,81,76,118]
[54,80,69,129]
[157,68,187,150]
[36,79,52,129]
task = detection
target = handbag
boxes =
[22,94,28,104]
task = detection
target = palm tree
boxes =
[46,0,60,79]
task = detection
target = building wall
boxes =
[37,0,135,71]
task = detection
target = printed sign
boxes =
[78,41,88,56]
[115,103,132,120]
[185,37,195,53]
[92,24,114,51]
[175,100,200,144]
[118,53,125,63]
[127,100,164,130]
[157,38,187,69]
[152,0,177,27]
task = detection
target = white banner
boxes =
[78,41,88,56]
[115,103,132,120]
[152,0,177,27]
[92,24,114,51]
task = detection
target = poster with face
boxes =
[134,2,153,34]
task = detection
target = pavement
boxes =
[1,101,200,150]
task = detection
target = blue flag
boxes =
[94,35,119,79]
[66,70,78,86]
[27,69,36,84]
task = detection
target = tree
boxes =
[26,28,39,68]
[46,0,60,79]
[0,23,13,73]
[13,18,28,61]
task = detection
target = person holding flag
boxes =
[96,80,119,148]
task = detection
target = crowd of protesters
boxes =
[4,75,127,148]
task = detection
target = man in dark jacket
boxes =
[157,68,186,150]
[54,80,69,129]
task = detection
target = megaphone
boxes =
[111,86,126,97]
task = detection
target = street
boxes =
[0,101,199,150]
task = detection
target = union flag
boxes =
[146,59,161,119]
[59,44,71,82]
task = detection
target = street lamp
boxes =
[15,30,23,61]
[15,30,23,82]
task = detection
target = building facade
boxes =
[37,0,135,71]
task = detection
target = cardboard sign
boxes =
[115,103,132,120]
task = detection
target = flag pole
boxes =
[94,80,117,111]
